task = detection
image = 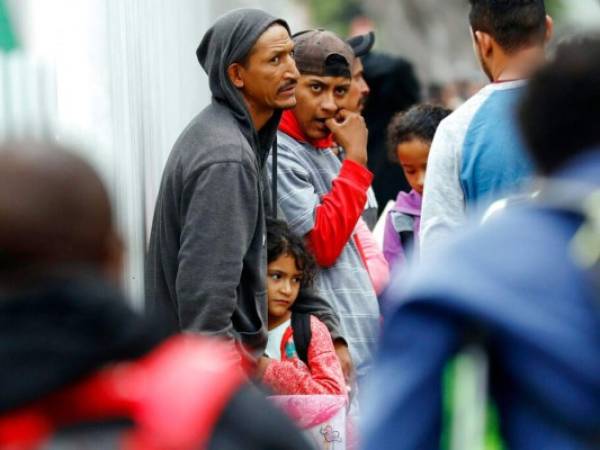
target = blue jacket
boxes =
[362,150,600,450]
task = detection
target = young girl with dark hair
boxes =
[384,104,451,270]
[258,218,347,399]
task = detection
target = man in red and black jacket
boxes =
[268,30,380,387]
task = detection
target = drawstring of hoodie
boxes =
[271,137,278,219]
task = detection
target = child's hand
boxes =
[333,340,354,384]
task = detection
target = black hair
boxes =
[386,104,451,163]
[518,34,600,175]
[468,0,547,53]
[324,54,351,78]
[266,218,317,287]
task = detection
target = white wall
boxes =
[12,0,214,305]
[4,0,306,305]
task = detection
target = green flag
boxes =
[0,0,18,53]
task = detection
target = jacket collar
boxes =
[279,110,334,149]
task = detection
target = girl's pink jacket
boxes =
[262,315,347,402]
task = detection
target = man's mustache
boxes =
[278,80,297,92]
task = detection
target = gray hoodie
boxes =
[145,9,342,359]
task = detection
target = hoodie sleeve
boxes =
[176,161,259,337]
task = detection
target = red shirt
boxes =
[279,111,373,268]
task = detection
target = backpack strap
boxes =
[271,137,278,219]
[291,312,312,367]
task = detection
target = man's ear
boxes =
[227,63,245,89]
[475,30,494,58]
[544,15,554,44]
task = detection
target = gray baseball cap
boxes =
[292,29,354,78]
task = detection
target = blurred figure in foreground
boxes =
[0,141,310,450]
[362,36,600,450]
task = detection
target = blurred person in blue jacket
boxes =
[361,35,600,450]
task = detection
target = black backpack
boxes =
[291,312,312,367]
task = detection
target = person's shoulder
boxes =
[437,85,495,135]
[465,81,527,131]
[307,315,336,347]
[276,132,310,156]
[309,314,329,332]
[275,132,313,169]
[178,104,242,146]
[388,203,595,348]
[396,189,420,206]
[174,104,253,167]
[397,206,578,308]
[448,207,569,268]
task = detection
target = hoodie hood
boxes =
[196,9,290,164]
[0,275,167,413]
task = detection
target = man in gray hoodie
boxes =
[146,9,346,367]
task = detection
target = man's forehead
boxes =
[254,23,292,49]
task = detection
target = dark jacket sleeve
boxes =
[292,288,345,343]
[176,161,259,336]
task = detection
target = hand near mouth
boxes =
[326,109,368,167]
